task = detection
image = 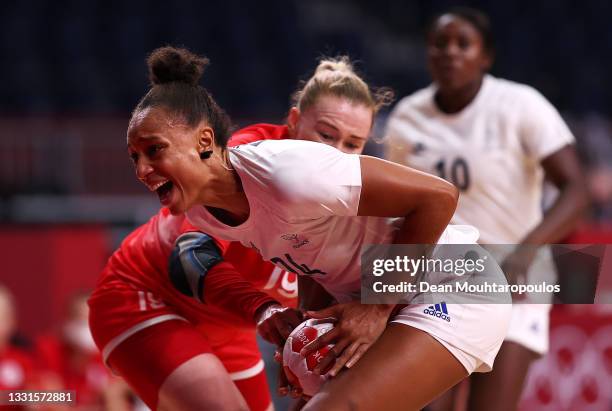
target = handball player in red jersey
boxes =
[89,56,384,411]
[89,208,276,411]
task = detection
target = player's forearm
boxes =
[520,181,589,245]
[169,231,278,324]
[521,145,590,245]
[203,266,279,326]
[393,202,455,245]
[357,156,458,245]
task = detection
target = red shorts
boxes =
[88,281,271,410]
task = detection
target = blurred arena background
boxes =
[0,0,610,410]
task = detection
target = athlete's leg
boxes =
[157,353,248,411]
[466,304,548,411]
[467,341,538,411]
[107,319,248,411]
[208,325,273,411]
[303,324,468,411]
[232,367,274,411]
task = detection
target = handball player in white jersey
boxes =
[127,46,511,410]
[386,8,588,411]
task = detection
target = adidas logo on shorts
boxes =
[423,302,451,322]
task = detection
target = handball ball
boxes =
[282,319,336,396]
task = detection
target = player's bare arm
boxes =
[303,156,459,376]
[502,145,589,285]
[358,155,459,244]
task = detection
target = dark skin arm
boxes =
[259,156,459,397]
[358,156,458,243]
[503,145,590,287]
[524,145,589,243]
[304,156,459,375]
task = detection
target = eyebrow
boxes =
[135,135,164,143]
[316,120,367,141]
[127,135,165,152]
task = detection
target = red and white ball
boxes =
[282,319,336,396]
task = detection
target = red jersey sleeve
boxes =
[203,261,278,324]
[225,243,298,308]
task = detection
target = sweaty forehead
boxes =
[433,14,481,39]
[127,107,188,143]
[309,96,372,134]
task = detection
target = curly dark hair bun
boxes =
[147,46,209,86]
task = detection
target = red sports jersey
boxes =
[92,209,276,334]
[224,244,297,307]
[89,210,275,409]
[229,123,288,146]
[227,124,298,307]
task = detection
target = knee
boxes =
[158,354,249,411]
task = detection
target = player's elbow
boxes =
[431,176,459,213]
[447,180,460,204]
[557,172,591,218]
[576,182,591,211]
[571,180,592,220]
[168,232,223,302]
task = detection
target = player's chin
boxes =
[163,190,186,215]
[433,70,468,91]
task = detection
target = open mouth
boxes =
[156,181,174,205]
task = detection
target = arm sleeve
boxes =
[519,87,575,161]
[203,263,279,325]
[270,143,363,219]
[168,232,277,324]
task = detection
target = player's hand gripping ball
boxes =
[282,319,336,396]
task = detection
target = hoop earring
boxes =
[200,150,213,160]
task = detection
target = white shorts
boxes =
[391,303,512,374]
[504,303,551,355]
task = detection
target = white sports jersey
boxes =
[386,74,574,244]
[186,139,476,303]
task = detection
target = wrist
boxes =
[254,301,283,325]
